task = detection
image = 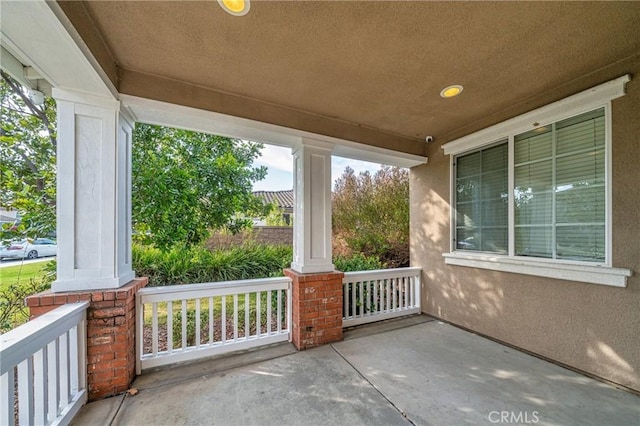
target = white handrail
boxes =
[343,266,422,280]
[138,277,291,302]
[1,302,89,426]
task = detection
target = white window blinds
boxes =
[455,142,508,253]
[514,108,605,262]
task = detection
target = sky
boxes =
[252,144,384,192]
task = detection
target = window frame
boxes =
[442,75,632,287]
[453,139,509,255]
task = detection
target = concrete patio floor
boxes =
[72,316,639,426]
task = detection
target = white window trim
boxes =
[442,75,630,156]
[442,75,632,288]
[443,253,631,287]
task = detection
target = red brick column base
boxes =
[26,277,148,401]
[284,269,344,350]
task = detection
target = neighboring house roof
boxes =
[253,190,294,211]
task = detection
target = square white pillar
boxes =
[52,89,134,292]
[291,139,335,273]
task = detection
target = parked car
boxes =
[0,238,57,260]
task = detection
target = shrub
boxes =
[0,277,52,332]
[133,243,293,287]
[333,166,409,267]
[334,253,383,272]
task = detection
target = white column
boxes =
[52,89,134,292]
[291,139,335,273]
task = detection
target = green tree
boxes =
[0,71,56,239]
[132,124,268,250]
[264,203,290,227]
[332,166,409,267]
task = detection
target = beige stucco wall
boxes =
[410,59,640,391]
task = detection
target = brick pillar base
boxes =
[284,269,344,350]
[26,277,148,401]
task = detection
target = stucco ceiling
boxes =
[57,1,640,156]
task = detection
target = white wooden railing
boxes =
[343,267,422,327]
[137,277,292,372]
[1,302,89,426]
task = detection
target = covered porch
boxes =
[73,317,639,426]
[2,1,639,424]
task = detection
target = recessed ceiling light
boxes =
[440,85,464,98]
[218,0,250,16]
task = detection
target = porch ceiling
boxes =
[57,1,640,157]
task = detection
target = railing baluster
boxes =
[365,281,371,315]
[181,300,187,350]
[343,282,349,319]
[391,278,398,311]
[18,357,34,426]
[151,302,158,356]
[59,332,69,408]
[233,294,239,341]
[256,291,261,337]
[77,316,87,396]
[267,290,272,334]
[287,284,292,332]
[47,339,58,422]
[136,298,143,374]
[245,293,250,339]
[410,276,415,308]
[0,371,12,426]
[209,297,214,345]
[221,295,227,344]
[351,281,357,319]
[386,279,391,312]
[33,347,46,425]
[195,299,201,348]
[373,280,379,314]
[416,272,421,309]
[277,289,282,334]
[152,302,159,356]
[393,277,398,311]
[69,325,79,395]
[167,302,173,353]
[358,281,364,317]
[405,276,409,308]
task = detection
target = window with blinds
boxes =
[455,142,508,253]
[514,108,605,262]
[454,107,607,263]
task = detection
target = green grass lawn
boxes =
[0,262,48,290]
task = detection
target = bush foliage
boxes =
[133,243,383,287]
[0,267,54,333]
[133,243,293,286]
[332,166,409,267]
[334,253,383,272]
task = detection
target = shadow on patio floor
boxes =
[73,315,639,426]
